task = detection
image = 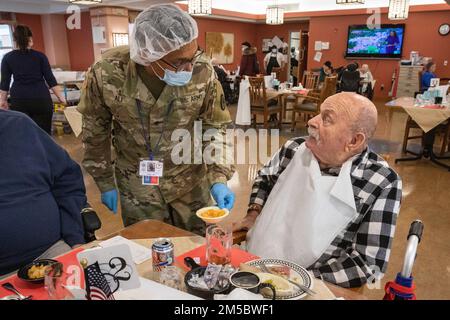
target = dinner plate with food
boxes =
[17,259,59,284]
[240,258,314,300]
[196,206,229,224]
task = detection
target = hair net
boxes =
[130,4,198,65]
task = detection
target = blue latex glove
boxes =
[101,189,118,214]
[210,183,235,210]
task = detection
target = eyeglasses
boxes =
[161,48,204,72]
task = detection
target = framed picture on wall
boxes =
[205,32,234,64]
[262,38,272,53]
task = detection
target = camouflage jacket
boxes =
[78,46,235,202]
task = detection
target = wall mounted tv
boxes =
[345,24,405,59]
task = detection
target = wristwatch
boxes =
[247,203,262,214]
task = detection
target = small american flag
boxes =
[85,262,115,300]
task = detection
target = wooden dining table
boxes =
[102,219,368,300]
[385,97,450,170]
[265,88,310,123]
[265,88,309,102]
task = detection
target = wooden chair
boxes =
[271,67,283,80]
[440,122,450,155]
[439,87,450,155]
[291,76,337,131]
[302,71,320,90]
[248,76,283,129]
[402,118,450,155]
[283,71,321,121]
[401,117,423,154]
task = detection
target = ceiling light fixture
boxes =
[388,0,410,20]
[188,0,212,16]
[112,33,129,47]
[336,0,364,4]
[266,3,284,25]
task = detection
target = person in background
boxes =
[281,42,290,68]
[339,63,361,93]
[212,58,233,105]
[290,47,299,86]
[0,109,86,277]
[319,61,334,83]
[385,30,400,55]
[239,41,259,77]
[291,47,300,64]
[0,25,66,134]
[264,45,285,76]
[78,4,235,233]
[421,62,437,91]
[359,64,374,97]
[234,93,402,288]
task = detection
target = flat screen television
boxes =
[345,24,405,59]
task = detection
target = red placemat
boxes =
[0,248,85,300]
[175,245,259,270]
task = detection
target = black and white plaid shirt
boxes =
[249,137,402,288]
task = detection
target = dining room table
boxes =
[235,79,310,126]
[267,87,311,124]
[0,219,368,300]
[385,96,450,170]
[98,219,368,300]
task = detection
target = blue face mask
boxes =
[154,62,193,87]
[162,68,193,87]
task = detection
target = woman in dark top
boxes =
[0,25,66,134]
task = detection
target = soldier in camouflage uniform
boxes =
[77,4,235,234]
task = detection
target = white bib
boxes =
[246,144,358,267]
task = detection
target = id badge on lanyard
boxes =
[135,99,174,186]
[139,158,163,186]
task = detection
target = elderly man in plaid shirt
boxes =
[234,92,402,288]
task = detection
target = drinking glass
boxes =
[206,224,233,266]
[44,263,74,300]
[159,266,183,291]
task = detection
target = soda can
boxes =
[152,238,174,272]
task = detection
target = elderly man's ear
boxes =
[345,132,367,153]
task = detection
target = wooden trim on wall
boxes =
[89,6,128,18]
[0,12,15,22]
[0,20,16,25]
[128,10,140,23]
